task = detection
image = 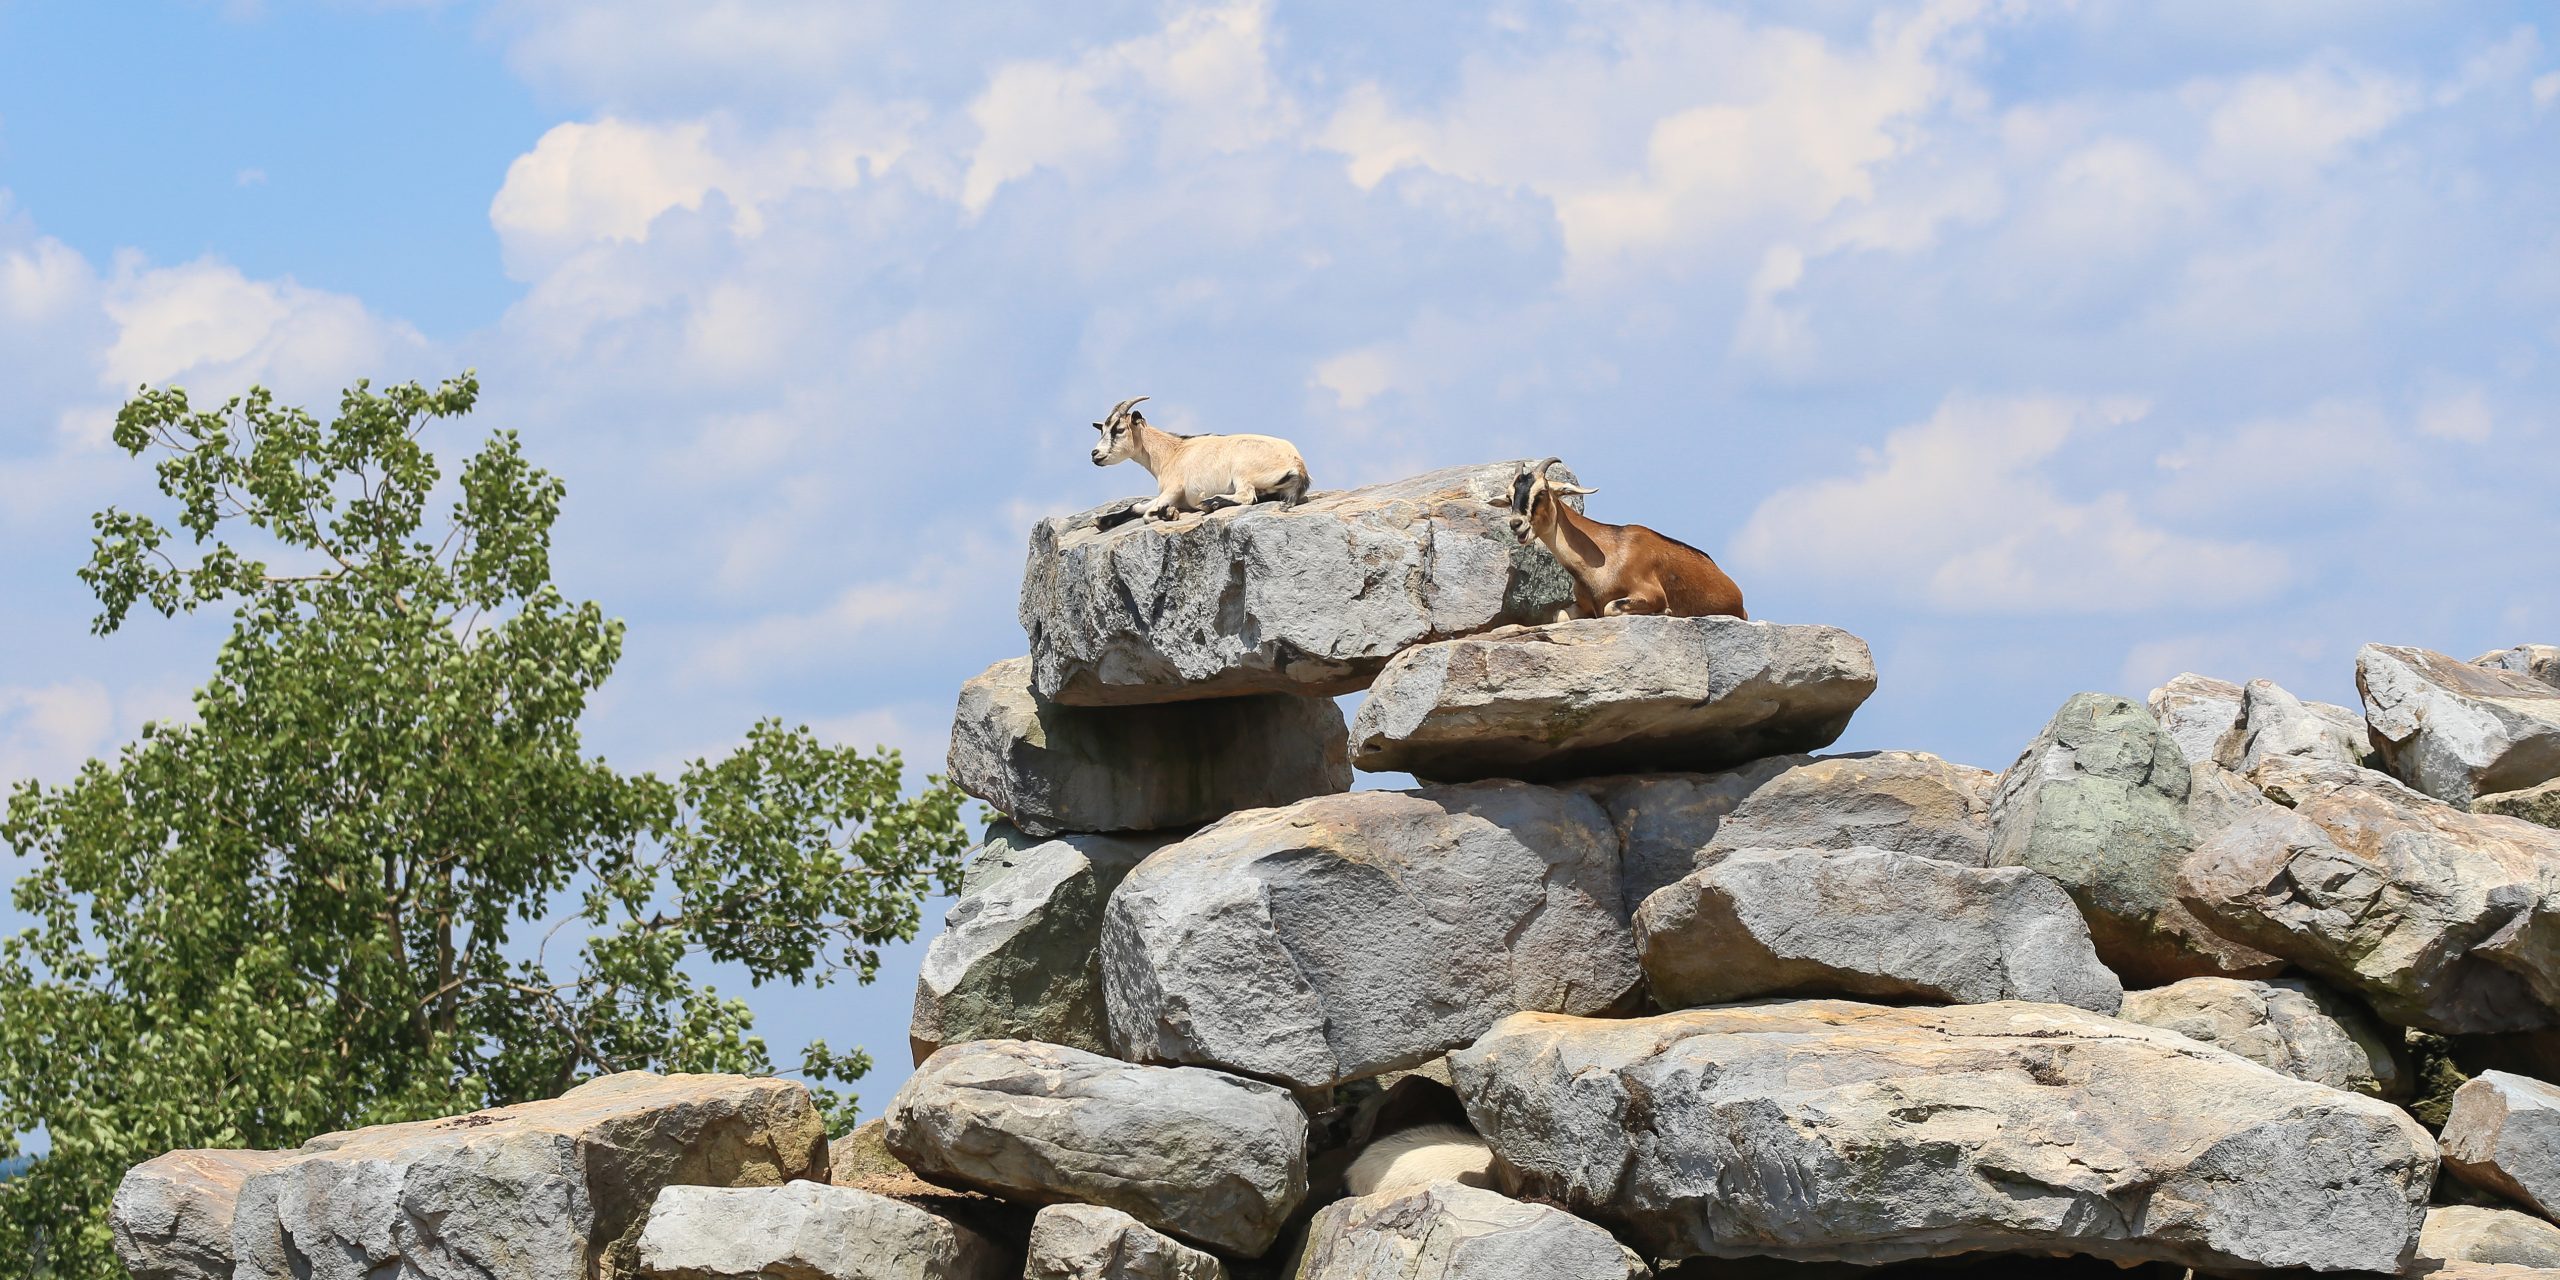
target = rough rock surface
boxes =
[948,657,1348,836]
[2148,673,2246,769]
[1563,758,1805,916]
[1024,1204,1228,1280]
[2116,976,2405,1099]
[2230,677,2374,772]
[111,1149,295,1280]
[1634,846,2120,1014]
[2183,757,2560,1033]
[1101,783,1640,1089]
[2360,643,2560,807]
[220,1072,827,1280]
[1349,617,1876,783]
[886,1040,1306,1256]
[636,1182,1012,1280]
[1694,751,1998,867]
[1022,461,1583,705]
[2441,1070,2560,1219]
[1449,1001,2436,1272]
[2418,1205,2560,1272]
[1294,1181,1652,1280]
[911,824,1180,1063]
[2478,645,2560,690]
[1989,692,2280,985]
[2477,778,2560,830]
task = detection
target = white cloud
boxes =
[0,681,115,789]
[2195,54,2417,179]
[100,256,427,401]
[2536,71,2560,109]
[1732,394,2289,613]
[1313,347,1393,410]
[2417,388,2494,443]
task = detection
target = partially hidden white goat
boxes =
[1090,396,1312,521]
[1343,1123,1496,1198]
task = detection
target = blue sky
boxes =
[3,0,2556,1116]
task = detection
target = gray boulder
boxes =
[2478,778,2560,830]
[1025,1204,1228,1280]
[2441,1070,2560,1219]
[911,824,1180,1063]
[216,1072,827,1280]
[1450,1001,2436,1272]
[1349,617,1876,784]
[2360,644,2560,807]
[1293,1181,1652,1280]
[886,1040,1306,1257]
[1101,783,1640,1090]
[2478,645,2560,690]
[1695,751,1998,867]
[2230,677,2374,773]
[111,1149,294,1280]
[2116,976,2405,1099]
[2418,1205,2560,1272]
[2182,757,2560,1033]
[1021,461,1582,705]
[948,657,1348,836]
[1989,692,2280,985]
[635,1182,1012,1280]
[1634,846,2120,1013]
[1563,758,1806,917]
[2148,673,2246,770]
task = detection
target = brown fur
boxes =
[1498,460,1746,620]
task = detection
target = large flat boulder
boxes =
[2116,976,2405,1099]
[2418,1205,2560,1272]
[2478,645,2560,689]
[911,824,1181,1063]
[2441,1070,2560,1219]
[949,657,1348,836]
[2182,757,2560,1033]
[1634,846,2120,1013]
[1295,1181,1652,1280]
[1989,693,2280,985]
[1021,461,1582,705]
[1449,1001,2435,1272]
[1101,783,1640,1090]
[219,1072,827,1280]
[1349,617,1875,784]
[2229,677,2373,773]
[636,1182,1012,1280]
[111,1149,294,1280]
[2360,644,2560,807]
[886,1040,1307,1257]
[1563,759,1805,917]
[1696,751,1998,867]
[1025,1203,1228,1280]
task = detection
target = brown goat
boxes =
[1494,458,1746,620]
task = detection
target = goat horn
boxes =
[1532,456,1564,476]
[1111,396,1150,418]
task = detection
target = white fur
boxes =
[1343,1123,1495,1197]
[1090,398,1311,520]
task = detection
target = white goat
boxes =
[1343,1123,1495,1198]
[1090,396,1312,521]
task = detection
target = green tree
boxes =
[0,374,971,1276]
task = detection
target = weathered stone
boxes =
[1294,1182,1652,1280]
[828,1118,907,1187]
[636,1182,1012,1280]
[1450,1001,2435,1272]
[1563,758,1806,917]
[2418,1205,2560,1272]
[1695,751,1998,867]
[2230,677,2374,773]
[1025,1204,1228,1280]
[1634,846,2120,1013]
[948,657,1348,837]
[1349,617,1876,784]
[2442,1070,2560,1219]
[911,824,1180,1063]
[1989,692,2281,985]
[1022,461,1583,705]
[111,1148,294,1280]
[886,1040,1306,1256]
[225,1072,827,1280]
[2116,977,2405,1099]
[1101,783,1640,1089]
[2361,644,2560,808]
[2182,757,2560,1033]
[2148,673,2245,770]
[2478,778,2560,830]
[2478,645,2560,690]
[2429,1263,2560,1279]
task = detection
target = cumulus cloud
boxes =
[0,681,115,789]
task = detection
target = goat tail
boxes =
[1277,471,1310,507]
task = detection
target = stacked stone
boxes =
[105,458,2560,1279]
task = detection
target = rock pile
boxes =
[109,461,2560,1279]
